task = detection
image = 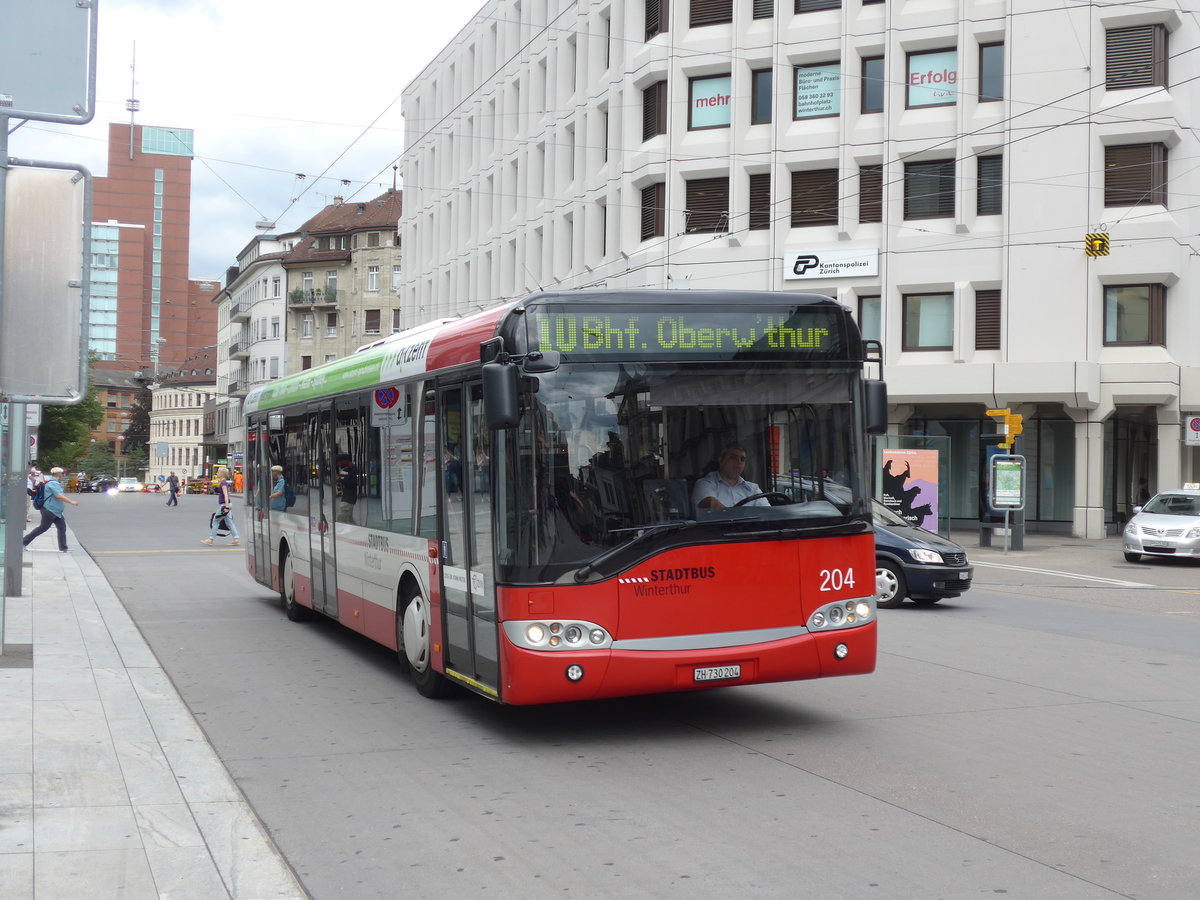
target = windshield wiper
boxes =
[573,520,696,582]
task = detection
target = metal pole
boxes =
[1,117,12,639]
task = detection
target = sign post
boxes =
[988,455,1025,555]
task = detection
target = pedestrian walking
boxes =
[202,466,240,546]
[23,467,79,552]
[166,471,181,506]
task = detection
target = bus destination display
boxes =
[531,308,846,359]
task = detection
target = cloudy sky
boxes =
[8,0,485,278]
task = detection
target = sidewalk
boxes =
[0,526,306,899]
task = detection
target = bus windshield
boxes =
[494,359,870,583]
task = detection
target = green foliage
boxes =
[37,391,104,468]
[123,396,151,449]
[77,442,117,476]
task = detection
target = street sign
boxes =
[1186,416,1200,447]
[0,0,97,124]
[990,455,1025,510]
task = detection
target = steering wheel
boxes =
[733,491,792,507]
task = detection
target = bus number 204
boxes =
[819,568,856,591]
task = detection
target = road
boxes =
[65,493,1200,899]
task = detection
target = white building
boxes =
[212,234,293,478]
[146,353,217,487]
[400,0,1199,538]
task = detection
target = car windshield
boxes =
[1141,493,1200,516]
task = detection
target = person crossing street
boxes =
[166,471,181,506]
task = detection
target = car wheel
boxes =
[1123,552,1141,563]
[280,548,310,622]
[875,560,908,608]
[398,588,453,698]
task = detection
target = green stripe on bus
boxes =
[247,350,387,412]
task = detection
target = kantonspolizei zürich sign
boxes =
[784,248,879,281]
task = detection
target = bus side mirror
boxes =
[865,379,888,435]
[483,361,520,429]
[268,414,283,431]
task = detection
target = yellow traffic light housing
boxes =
[986,408,1022,449]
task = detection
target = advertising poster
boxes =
[907,49,958,107]
[794,63,841,118]
[881,448,939,529]
[689,75,732,128]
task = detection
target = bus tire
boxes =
[397,588,453,699]
[875,560,908,608]
[280,547,310,622]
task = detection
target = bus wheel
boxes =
[875,561,908,608]
[280,549,310,622]
[398,589,453,698]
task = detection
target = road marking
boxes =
[973,559,1152,588]
[91,548,243,555]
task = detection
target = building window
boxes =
[641,183,666,240]
[645,0,668,40]
[859,164,883,223]
[791,170,839,226]
[392,309,402,333]
[858,295,881,344]
[302,272,313,292]
[272,276,281,297]
[907,49,958,108]
[271,316,281,338]
[975,289,1001,349]
[1104,284,1164,346]
[794,62,841,119]
[980,43,1004,101]
[1104,143,1167,207]
[392,265,402,291]
[1106,24,1167,90]
[326,312,338,337]
[861,56,884,113]
[684,177,729,233]
[751,69,772,125]
[690,0,732,28]
[795,0,839,12]
[748,173,771,230]
[902,293,954,351]
[325,271,338,294]
[368,265,380,291]
[689,75,732,129]
[301,355,312,370]
[642,80,667,141]
[753,0,773,18]
[977,155,1003,215]
[302,314,313,338]
[904,159,956,219]
[367,232,380,248]
[364,309,381,334]
[270,357,280,379]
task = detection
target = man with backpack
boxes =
[23,467,79,552]
[25,465,42,522]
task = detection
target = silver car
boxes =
[1123,489,1200,562]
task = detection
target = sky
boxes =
[7,0,486,278]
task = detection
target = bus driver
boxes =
[692,444,770,511]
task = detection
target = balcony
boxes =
[288,287,339,308]
[229,300,250,323]
[228,339,249,359]
[228,381,247,397]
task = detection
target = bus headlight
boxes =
[807,596,874,632]
[505,620,612,651]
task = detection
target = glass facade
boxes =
[142,126,195,157]
[89,225,120,359]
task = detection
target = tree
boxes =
[37,391,104,469]
[76,442,117,476]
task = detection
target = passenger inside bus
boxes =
[692,444,770,511]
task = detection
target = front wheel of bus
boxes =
[280,549,309,622]
[875,560,908,608]
[398,589,453,698]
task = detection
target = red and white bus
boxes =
[243,290,887,704]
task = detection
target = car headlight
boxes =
[808,597,875,631]
[1186,526,1200,539]
[908,548,944,564]
[1124,521,1138,535]
[504,619,612,651]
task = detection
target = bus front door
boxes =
[438,383,499,694]
[307,404,338,618]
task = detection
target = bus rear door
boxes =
[249,421,271,586]
[307,403,338,618]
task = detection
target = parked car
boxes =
[116,477,143,493]
[144,482,162,493]
[872,499,973,608]
[1122,488,1200,562]
[87,475,118,493]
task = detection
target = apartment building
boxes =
[282,190,405,372]
[400,0,1199,538]
[146,354,217,486]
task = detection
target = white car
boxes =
[116,477,143,493]
[1123,489,1200,562]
